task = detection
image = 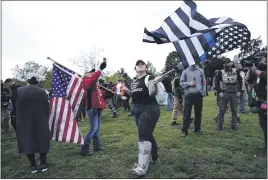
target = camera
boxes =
[240,57,258,68]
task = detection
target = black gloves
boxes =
[100,62,107,70]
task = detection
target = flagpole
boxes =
[47,57,114,94]
[47,57,83,76]
[161,69,175,77]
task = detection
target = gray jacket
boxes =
[180,65,206,96]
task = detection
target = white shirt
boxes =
[240,71,246,90]
[116,83,122,95]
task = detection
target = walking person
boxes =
[123,60,162,177]
[80,61,107,156]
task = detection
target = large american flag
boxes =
[49,63,84,145]
[143,0,251,67]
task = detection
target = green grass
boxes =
[1,92,267,178]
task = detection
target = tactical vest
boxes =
[221,68,237,93]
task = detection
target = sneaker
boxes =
[30,166,38,174]
[150,158,161,166]
[181,131,188,137]
[40,163,49,172]
[133,158,161,168]
[127,113,133,117]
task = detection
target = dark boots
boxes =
[93,138,105,152]
[80,137,105,156]
[80,139,92,156]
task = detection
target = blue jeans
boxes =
[166,92,173,111]
[84,109,102,148]
[239,90,246,112]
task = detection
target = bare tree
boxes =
[11,61,48,82]
[73,46,105,74]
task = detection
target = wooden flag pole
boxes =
[47,57,114,94]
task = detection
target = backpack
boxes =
[144,75,168,106]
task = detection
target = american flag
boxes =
[49,63,84,145]
[143,0,251,67]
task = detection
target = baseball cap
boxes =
[135,60,147,69]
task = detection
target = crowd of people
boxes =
[1,51,267,177]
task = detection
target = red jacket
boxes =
[83,70,106,110]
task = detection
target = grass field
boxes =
[1,92,267,179]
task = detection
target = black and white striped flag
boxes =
[143,0,251,67]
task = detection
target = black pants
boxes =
[123,96,131,112]
[258,110,267,147]
[182,93,203,132]
[27,153,47,166]
[81,107,86,118]
[132,103,160,161]
[11,116,16,132]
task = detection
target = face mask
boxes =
[258,63,267,71]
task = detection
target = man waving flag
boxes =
[143,0,251,67]
[49,62,84,145]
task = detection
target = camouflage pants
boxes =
[217,93,237,129]
[105,98,116,113]
[171,96,184,123]
[1,107,10,133]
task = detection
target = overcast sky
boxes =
[2,1,267,80]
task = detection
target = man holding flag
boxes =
[80,61,107,156]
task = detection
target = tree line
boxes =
[9,37,266,90]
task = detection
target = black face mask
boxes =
[258,63,267,71]
[224,66,231,72]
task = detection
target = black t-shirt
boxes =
[130,75,157,105]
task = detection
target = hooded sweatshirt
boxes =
[180,65,206,96]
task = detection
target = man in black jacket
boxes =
[16,74,50,173]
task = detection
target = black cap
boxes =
[89,68,95,73]
[254,51,267,59]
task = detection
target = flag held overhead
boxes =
[143,0,251,68]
